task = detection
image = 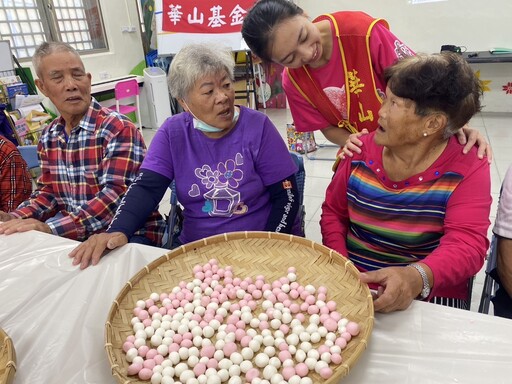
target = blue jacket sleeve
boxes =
[107,169,171,239]
[264,174,300,234]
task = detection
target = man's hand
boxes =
[359,265,425,313]
[0,218,52,235]
[0,211,14,223]
[456,125,493,162]
[68,232,128,270]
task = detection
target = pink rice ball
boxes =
[127,362,142,376]
[335,337,347,349]
[143,359,155,370]
[295,363,309,377]
[346,321,360,336]
[320,367,333,379]
[201,345,215,358]
[146,349,158,360]
[331,353,342,364]
[193,362,207,376]
[122,341,134,353]
[245,368,260,382]
[138,368,152,380]
[137,345,149,357]
[281,366,295,380]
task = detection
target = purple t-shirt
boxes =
[141,106,298,244]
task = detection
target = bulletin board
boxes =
[154,0,257,54]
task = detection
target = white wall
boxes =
[81,0,145,81]
[297,0,512,112]
[297,0,512,54]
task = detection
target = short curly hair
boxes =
[168,43,235,101]
[384,52,483,137]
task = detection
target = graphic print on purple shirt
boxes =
[192,152,247,217]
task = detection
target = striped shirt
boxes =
[0,136,32,212]
[321,132,491,299]
[11,98,165,243]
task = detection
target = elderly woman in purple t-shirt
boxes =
[69,43,300,269]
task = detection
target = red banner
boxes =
[162,0,255,34]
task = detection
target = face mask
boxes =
[193,118,224,133]
[184,101,239,133]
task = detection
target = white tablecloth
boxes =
[1,230,512,384]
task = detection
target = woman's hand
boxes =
[68,232,128,270]
[339,129,369,160]
[359,265,424,312]
[456,125,493,162]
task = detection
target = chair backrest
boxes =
[478,233,500,314]
[289,151,306,237]
[289,151,305,206]
[114,79,139,101]
[17,145,39,170]
[114,79,142,132]
[17,145,40,188]
[164,180,181,249]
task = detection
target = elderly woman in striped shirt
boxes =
[321,52,491,313]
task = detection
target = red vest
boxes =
[287,11,389,133]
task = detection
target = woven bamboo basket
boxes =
[0,329,16,384]
[106,232,374,383]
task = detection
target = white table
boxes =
[1,231,512,384]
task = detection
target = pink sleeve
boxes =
[421,160,491,297]
[320,159,351,256]
[369,23,415,84]
[282,69,332,133]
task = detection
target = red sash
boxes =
[287,12,389,133]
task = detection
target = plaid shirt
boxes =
[11,98,165,243]
[0,136,32,212]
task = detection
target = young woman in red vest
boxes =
[241,0,490,159]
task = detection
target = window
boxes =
[0,0,108,60]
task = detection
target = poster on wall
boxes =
[155,0,256,54]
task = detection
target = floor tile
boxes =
[305,220,322,244]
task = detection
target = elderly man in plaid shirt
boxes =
[0,42,165,253]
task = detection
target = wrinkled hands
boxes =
[359,266,424,313]
[0,213,52,235]
[68,232,128,270]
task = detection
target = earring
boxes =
[423,132,428,137]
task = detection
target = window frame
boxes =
[0,0,109,61]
